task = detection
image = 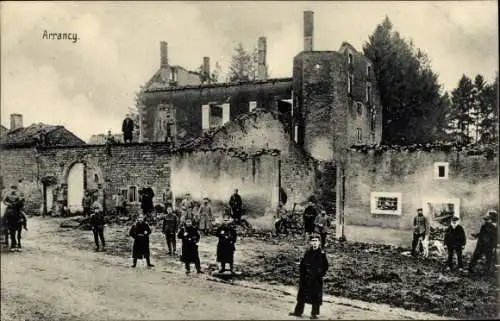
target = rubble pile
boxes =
[241,239,498,320]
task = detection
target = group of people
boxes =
[411,207,498,275]
[1,186,28,250]
[275,200,333,248]
[86,189,243,276]
[126,203,238,275]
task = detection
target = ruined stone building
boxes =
[0,11,497,245]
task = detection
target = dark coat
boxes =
[140,187,154,212]
[177,226,200,263]
[122,117,134,134]
[216,224,237,263]
[129,222,151,259]
[229,194,242,211]
[444,225,466,249]
[90,212,105,227]
[297,248,329,305]
[4,195,23,228]
[476,222,497,249]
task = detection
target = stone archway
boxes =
[66,162,85,213]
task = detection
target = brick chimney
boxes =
[10,114,23,130]
[303,11,314,52]
[257,37,267,80]
[203,57,210,81]
[160,41,168,68]
[160,41,170,82]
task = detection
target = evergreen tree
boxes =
[448,75,475,144]
[363,17,448,144]
[478,75,499,144]
[227,43,262,82]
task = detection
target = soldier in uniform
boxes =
[177,218,203,275]
[303,200,318,236]
[162,203,178,256]
[469,210,498,275]
[215,216,237,273]
[289,234,329,320]
[129,214,154,268]
[90,199,106,251]
[314,210,331,248]
[197,198,213,235]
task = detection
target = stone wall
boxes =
[344,147,499,235]
[206,110,317,209]
[171,149,280,221]
[0,147,42,212]
[1,143,281,222]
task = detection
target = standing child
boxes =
[289,234,329,320]
[90,200,106,251]
[215,216,237,273]
[177,219,202,275]
[129,215,154,268]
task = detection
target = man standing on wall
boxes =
[411,208,429,257]
[122,116,134,144]
[444,216,466,271]
[140,183,155,220]
[303,199,318,237]
[229,189,243,224]
[162,203,178,256]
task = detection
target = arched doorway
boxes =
[67,163,85,213]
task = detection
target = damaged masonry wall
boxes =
[0,143,280,221]
[345,144,499,236]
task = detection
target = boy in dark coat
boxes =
[162,203,178,256]
[444,216,466,270]
[215,216,237,273]
[469,211,498,275]
[129,215,154,268]
[290,234,329,320]
[177,219,202,275]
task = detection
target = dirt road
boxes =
[1,217,451,320]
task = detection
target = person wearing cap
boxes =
[314,210,331,248]
[3,186,23,249]
[177,218,203,274]
[229,189,243,223]
[181,193,194,216]
[129,214,154,268]
[444,216,466,271]
[289,234,329,320]
[468,210,498,275]
[162,203,178,256]
[411,208,429,257]
[197,198,213,235]
[90,199,106,251]
[82,191,93,217]
[215,216,237,273]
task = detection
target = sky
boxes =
[1,1,498,142]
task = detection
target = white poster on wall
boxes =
[422,197,460,221]
[370,192,403,215]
